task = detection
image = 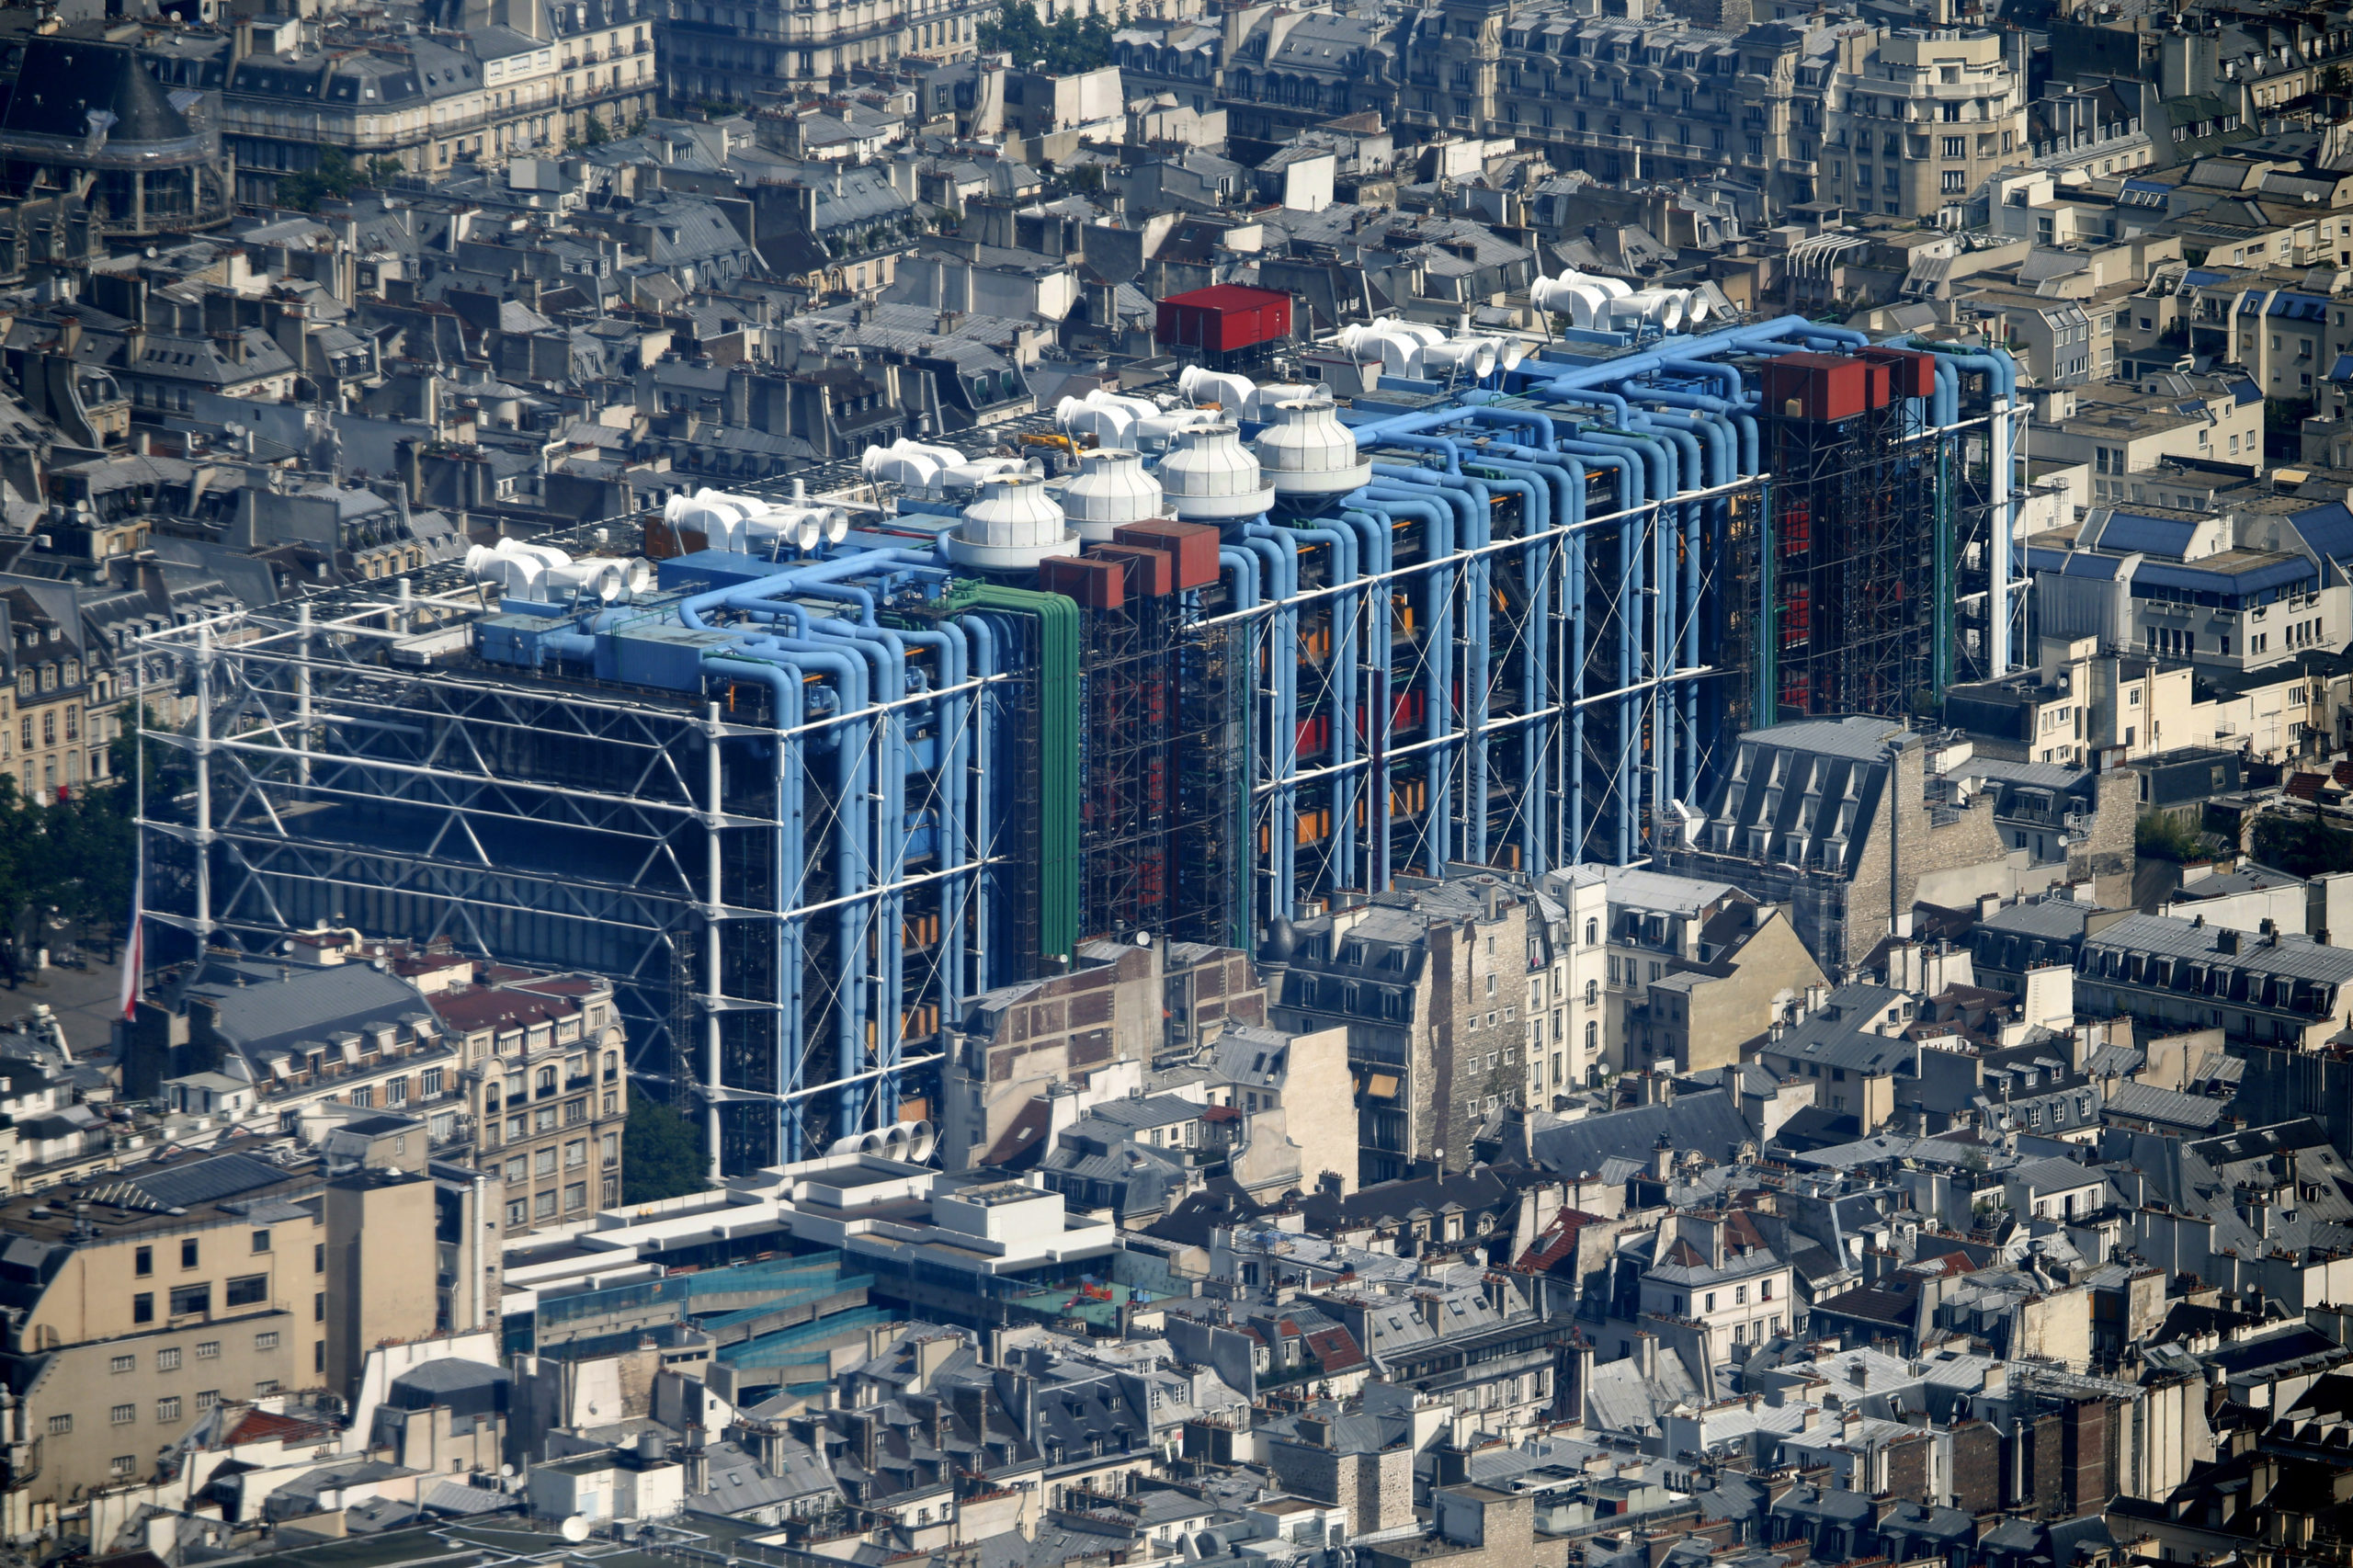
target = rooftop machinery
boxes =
[134,313,2019,1177]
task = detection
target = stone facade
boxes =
[1657,719,2015,974]
[1267,871,1598,1184]
[938,943,1261,1172]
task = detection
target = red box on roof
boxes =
[1040,556,1125,611]
[1858,345,1935,402]
[1761,352,1870,423]
[1860,359,1893,411]
[1156,285,1293,356]
[1092,542,1174,597]
[1113,520,1221,589]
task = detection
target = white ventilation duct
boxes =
[1059,397,1138,450]
[862,438,965,496]
[1177,365,1257,412]
[1245,382,1316,419]
[499,540,575,570]
[1159,421,1275,521]
[945,474,1080,570]
[940,458,1031,494]
[1133,406,1219,454]
[1531,271,1643,327]
[463,541,544,599]
[1083,388,1163,422]
[1420,339,1499,380]
[1540,281,1613,329]
[905,1120,938,1164]
[1612,289,1689,331]
[743,505,850,553]
[1061,449,1168,541]
[540,559,632,603]
[1057,389,1165,449]
[663,488,768,549]
[1255,398,1371,497]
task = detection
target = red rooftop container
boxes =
[1761,353,1871,424]
[1156,285,1294,359]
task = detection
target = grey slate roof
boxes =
[2102,1080,2227,1131]
[177,961,432,1059]
[1528,1088,1754,1176]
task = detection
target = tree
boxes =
[2254,812,2353,878]
[278,146,366,213]
[977,0,1112,72]
[2136,811,2206,863]
[622,1089,707,1203]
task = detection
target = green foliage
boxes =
[2253,812,2353,878]
[580,115,614,147]
[2265,396,2316,454]
[622,1089,707,1204]
[278,147,370,213]
[0,717,159,990]
[2136,811,2205,864]
[977,0,1114,74]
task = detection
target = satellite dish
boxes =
[499,1464,516,1478]
[561,1517,592,1543]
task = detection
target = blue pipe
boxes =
[1362,430,1466,472]
[806,618,905,1135]
[1459,458,1550,872]
[1220,547,1260,609]
[952,613,994,1023]
[1514,314,1850,402]
[1364,483,1453,875]
[1627,387,1757,475]
[703,648,823,1161]
[1643,408,1732,801]
[1453,401,1560,449]
[733,631,867,1151]
[1654,358,1745,403]
[675,546,936,631]
[1240,527,1298,915]
[1334,510,1392,890]
[891,619,967,1108]
[1281,517,1358,893]
[1546,436,1646,861]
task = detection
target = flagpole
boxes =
[122,655,146,1027]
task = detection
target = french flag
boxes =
[117,871,141,1023]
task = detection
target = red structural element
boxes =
[1859,359,1893,411]
[1759,352,1871,423]
[1858,345,1936,401]
[1113,520,1222,590]
[1155,285,1293,356]
[1093,542,1175,597]
[1295,713,1332,759]
[1040,555,1126,610]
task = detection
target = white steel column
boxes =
[703,700,725,1185]
[193,624,213,939]
[1991,396,2016,676]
